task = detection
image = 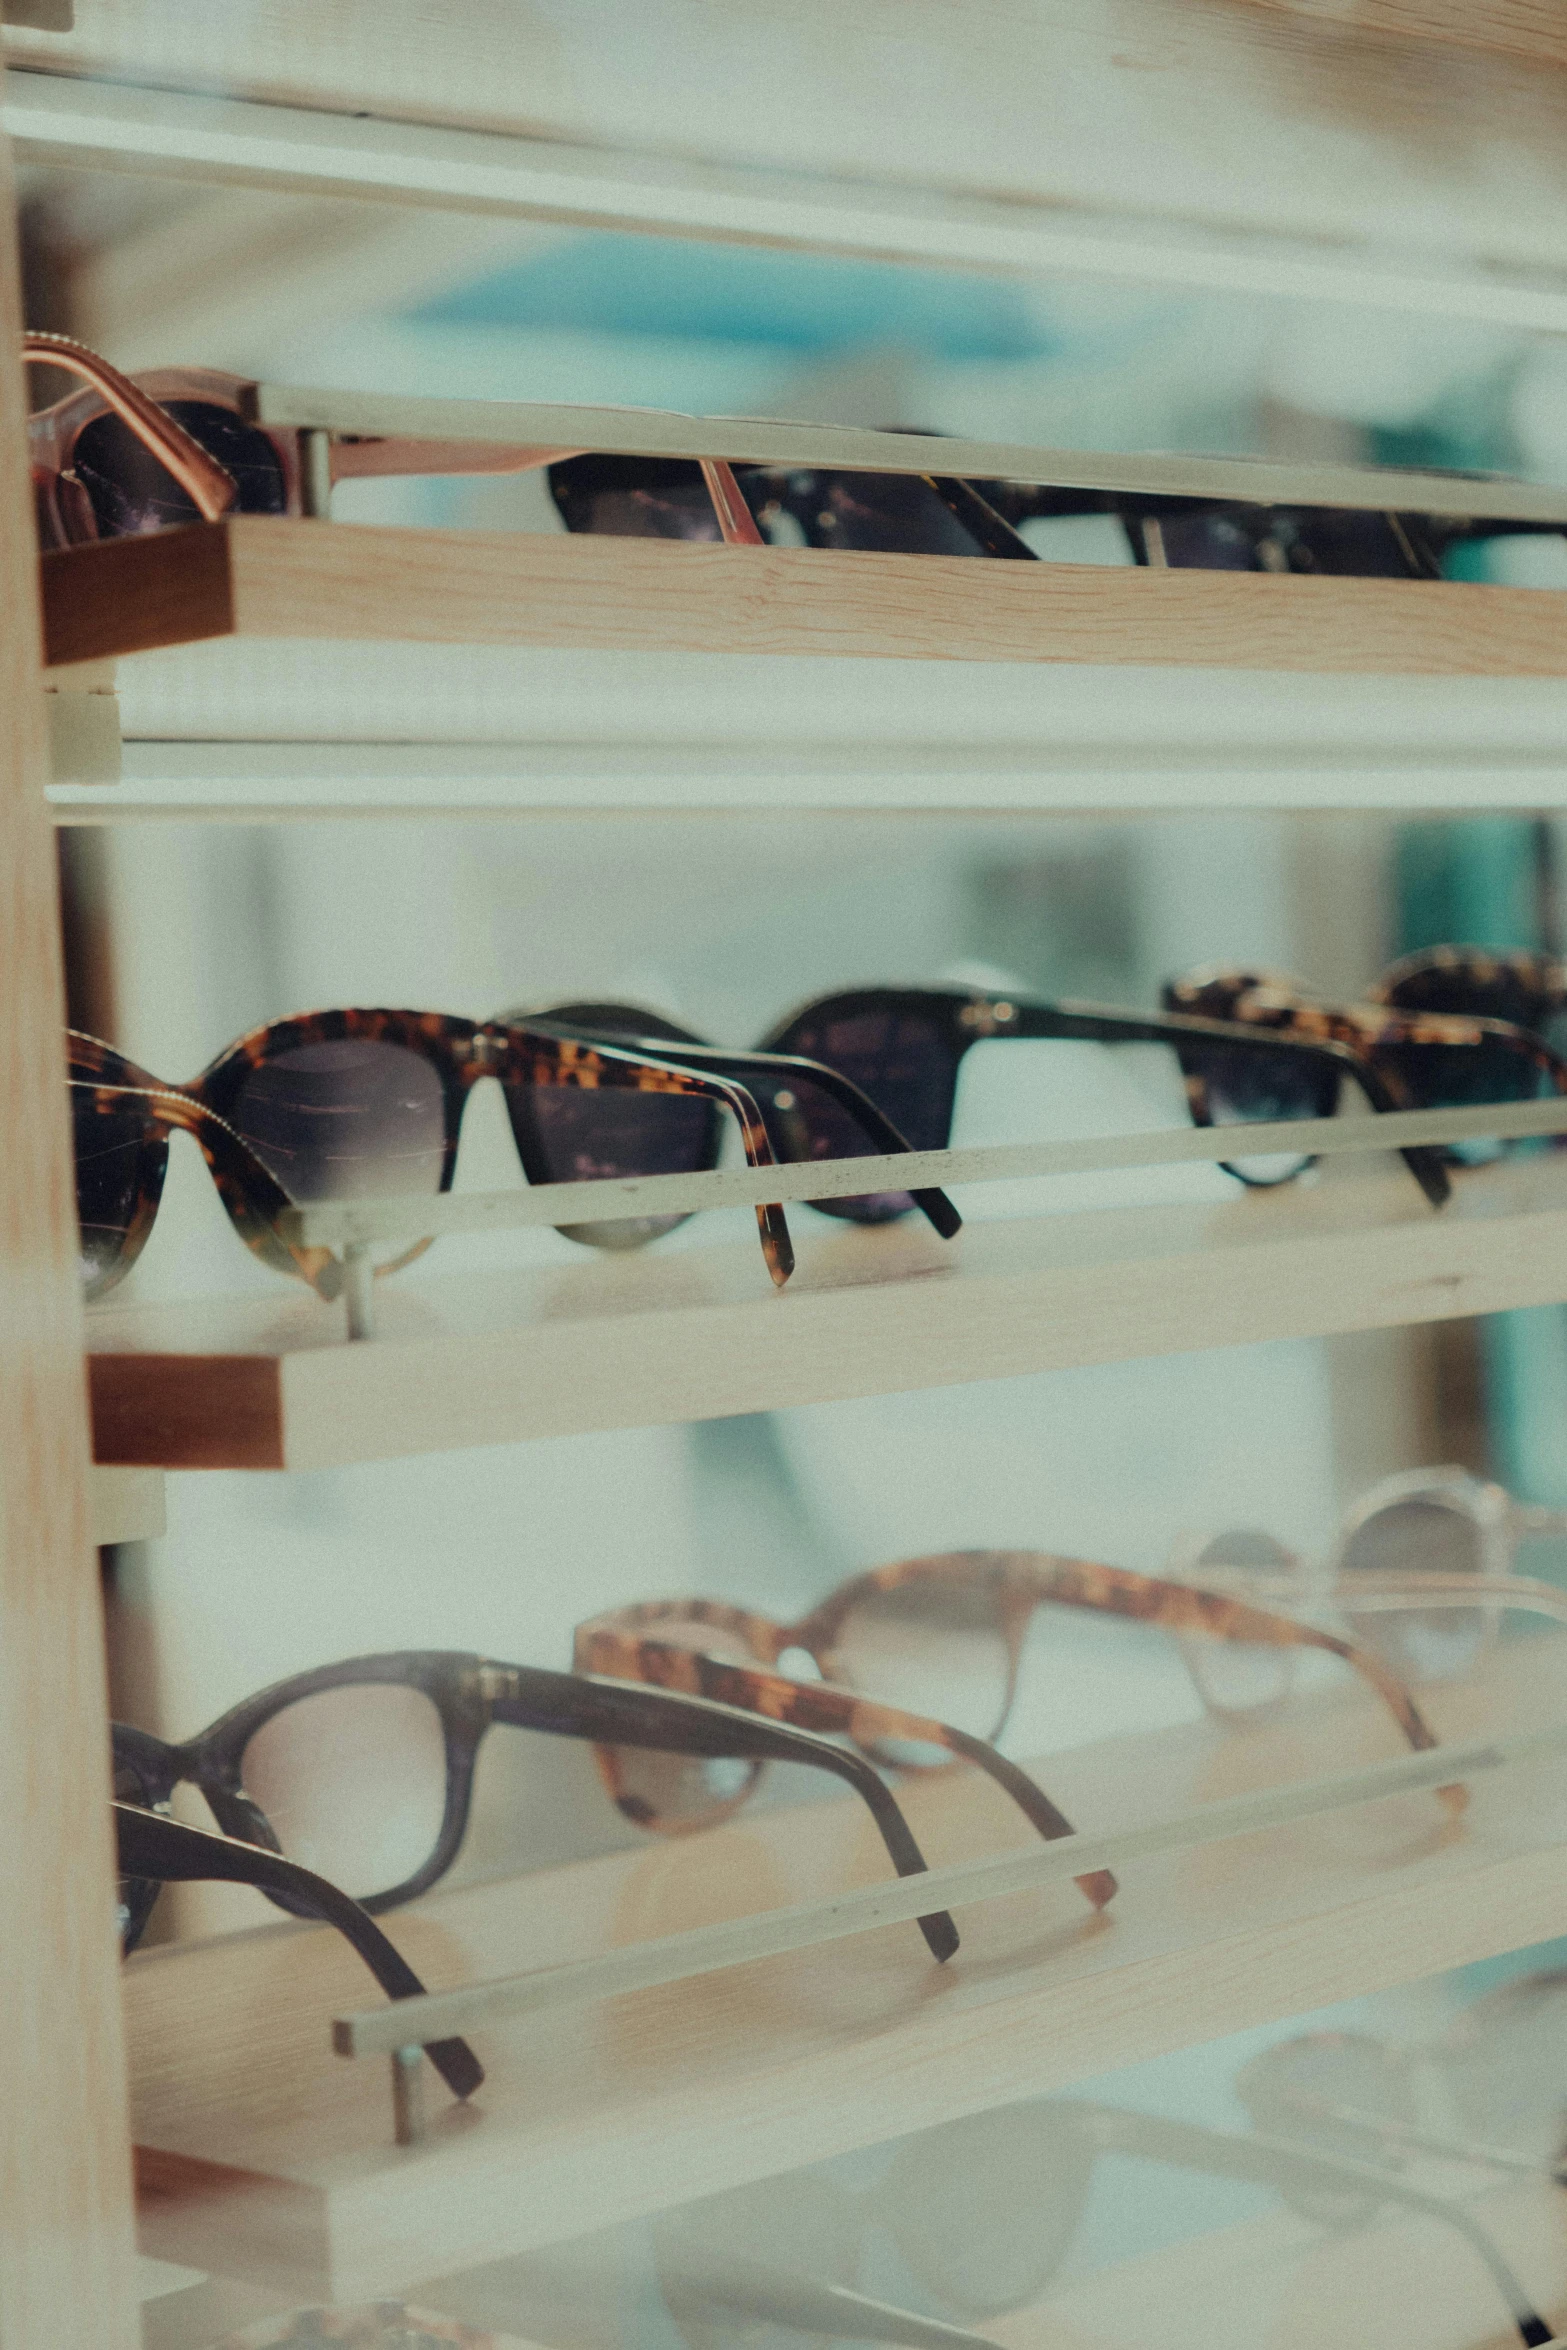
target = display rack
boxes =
[127,1639,1567,2300]
[8,4,1567,2342]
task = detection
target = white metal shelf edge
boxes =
[11,70,1567,330]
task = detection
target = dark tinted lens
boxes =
[1183,1045,1338,1185]
[229,1039,448,1200]
[1148,511,1261,569]
[69,1075,165,1296]
[548,453,720,540]
[766,1007,958,1223]
[72,400,286,538]
[755,467,994,554]
[509,1005,721,1247]
[1369,1033,1547,1164]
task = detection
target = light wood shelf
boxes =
[125,1637,1567,2302]
[10,0,1567,332]
[41,519,1567,681]
[86,1151,1567,1470]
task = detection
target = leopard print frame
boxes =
[1164,969,1567,1097]
[576,1620,1118,1911]
[1373,944,1567,1033]
[68,1030,339,1301]
[580,1548,1461,1818]
[72,1008,796,1299]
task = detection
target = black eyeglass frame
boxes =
[111,1651,961,1963]
[111,1800,484,2102]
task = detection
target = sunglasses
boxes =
[112,1802,482,2104]
[1238,1970,1567,2218]
[70,1010,957,1305]
[110,1650,961,1965]
[549,446,1567,584]
[25,330,578,548]
[575,1548,1443,1809]
[650,2091,1557,2347]
[1163,967,1567,1181]
[525,982,1454,1234]
[1173,1467,1567,1711]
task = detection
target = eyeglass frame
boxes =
[110,1650,962,1964]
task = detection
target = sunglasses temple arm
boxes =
[683,2256,997,2349]
[1009,1001,1451,1207]
[698,457,767,546]
[25,332,238,522]
[1081,2105,1553,2348]
[665,1045,962,1241]
[925,474,1040,560]
[584,1041,796,1287]
[144,1088,345,1302]
[110,1807,482,2100]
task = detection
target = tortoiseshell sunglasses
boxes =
[112,1802,483,2103]
[522,983,1453,1231]
[71,1011,957,1303]
[111,1650,962,1963]
[576,1548,1448,1831]
[1162,967,1567,1182]
[24,329,597,546]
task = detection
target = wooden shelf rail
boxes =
[39,516,1567,681]
[283,1093,1567,1336]
[85,1133,1567,1469]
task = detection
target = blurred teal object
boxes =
[1393,813,1567,1512]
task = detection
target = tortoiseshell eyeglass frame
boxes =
[70,1008,811,1301]
[573,1622,1118,1913]
[110,1651,961,1963]
[539,982,1452,1215]
[111,1800,483,2102]
[1371,944,1567,1038]
[578,1547,1456,1810]
[1162,967,1567,1174]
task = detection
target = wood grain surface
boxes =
[0,130,138,2348]
[83,1154,1567,1469]
[123,1638,1567,2302]
[38,519,1567,678]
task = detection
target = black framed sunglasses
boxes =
[111,1803,483,2104]
[110,1652,961,1963]
[517,984,1453,1234]
[549,448,1566,583]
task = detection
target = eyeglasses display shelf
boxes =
[10,5,1567,2346]
[124,1633,1567,2304]
[84,1147,1567,1470]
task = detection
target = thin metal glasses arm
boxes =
[112,1805,483,2100]
[26,331,238,522]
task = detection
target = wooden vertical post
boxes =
[0,134,138,2348]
